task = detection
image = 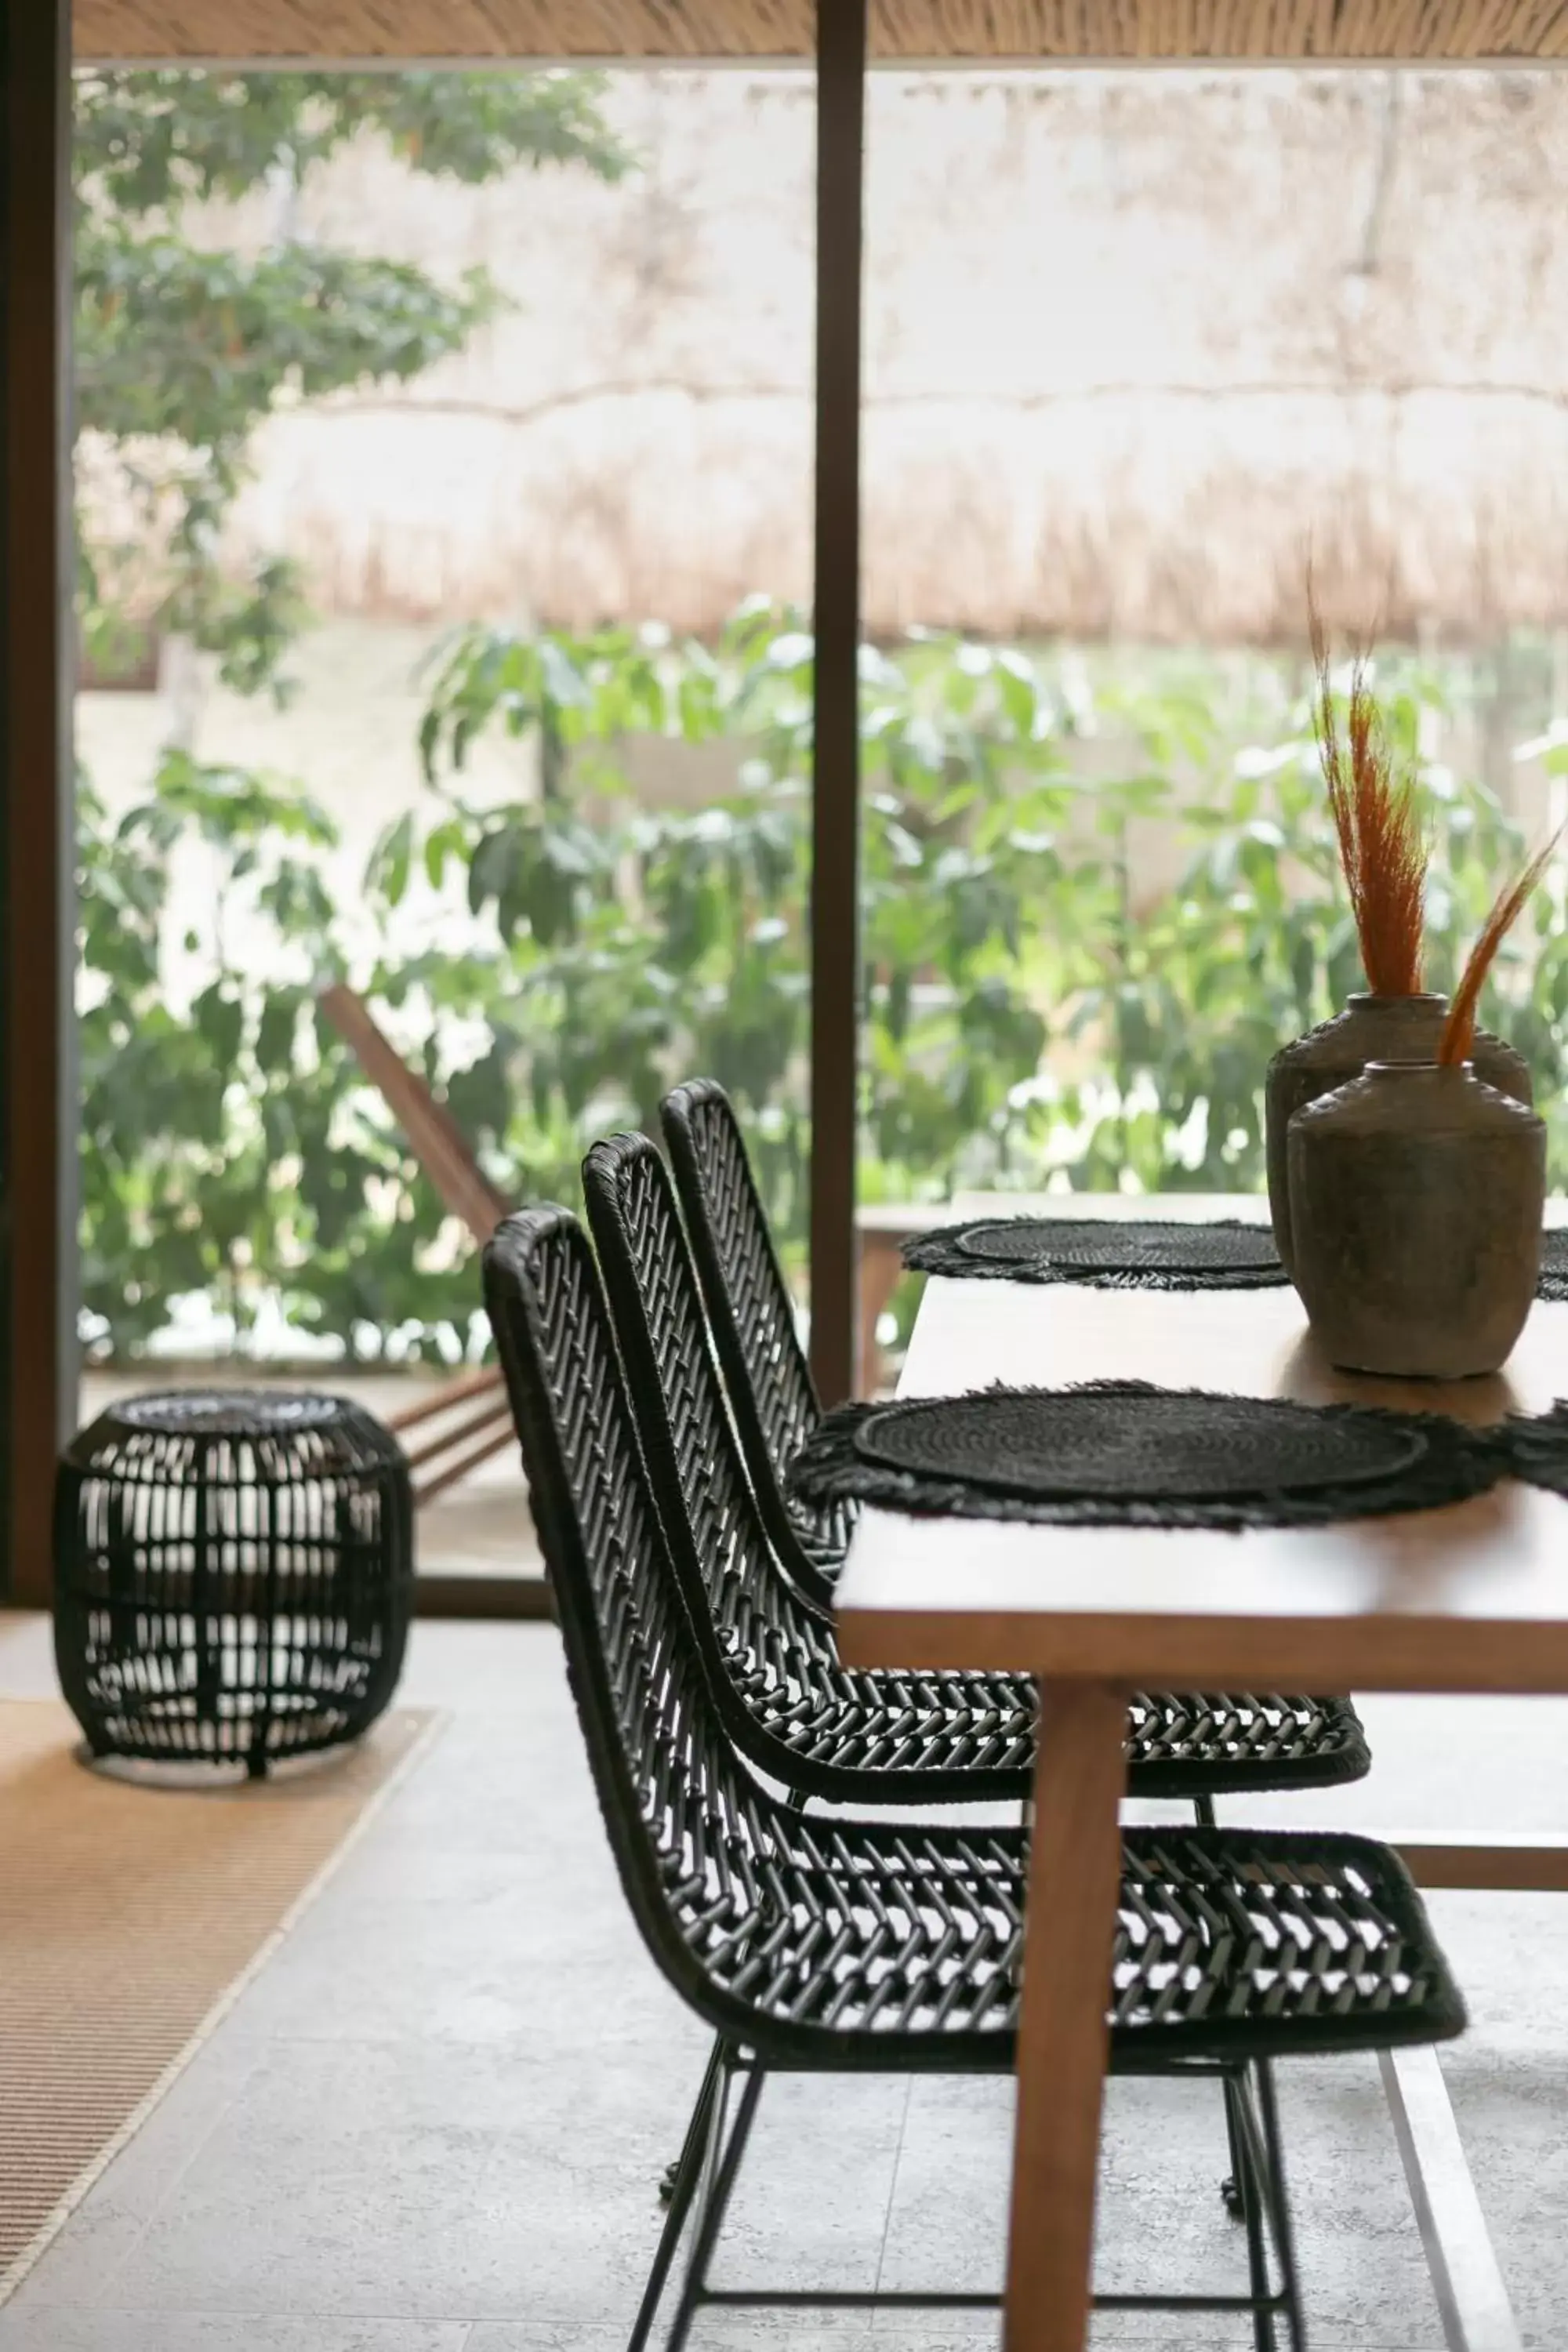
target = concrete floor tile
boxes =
[224,1868,682,2053]
[1427,1892,1568,2050]
[0,2028,270,2321]
[463,2333,625,2352]
[874,2074,1009,2301]
[470,2327,873,2352]
[877,2071,1249,2310]
[699,2073,909,2299]
[1439,2043,1568,2346]
[0,2319,470,2352]
[100,2034,709,2325]
[55,2030,266,2223]
[877,2059,1450,2347]
[675,2332,874,2351]
[866,2332,996,2351]
[1267,2060,1446,2350]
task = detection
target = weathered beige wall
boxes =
[89,66,1568,644]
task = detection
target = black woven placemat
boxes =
[789,1379,1505,1530]
[902,1218,1287,1290]
[1538,1232,1568,1303]
[1499,1401,1568,1494]
[904,1217,1568,1301]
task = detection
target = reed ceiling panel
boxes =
[72,2,1568,64]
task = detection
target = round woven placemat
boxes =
[789,1380,1505,1530]
[902,1218,1287,1290]
[904,1219,1568,1300]
[1538,1232,1568,1303]
[1500,1401,1568,1494]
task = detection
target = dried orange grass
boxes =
[1310,600,1427,996]
[1438,832,1563,1066]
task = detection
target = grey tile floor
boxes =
[1,1610,1565,2350]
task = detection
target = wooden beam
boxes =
[317,981,513,1247]
[383,1364,506,1436]
[807,0,866,1407]
[2,0,75,1607]
[414,1573,554,1621]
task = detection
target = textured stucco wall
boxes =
[83,66,1568,644]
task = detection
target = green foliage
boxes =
[78,753,498,1356]
[74,68,632,213]
[76,609,1568,1359]
[73,64,639,1353]
[74,68,632,695]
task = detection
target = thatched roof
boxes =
[146,69,1568,650]
[74,0,1568,64]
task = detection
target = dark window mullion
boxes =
[808,0,867,1406]
[2,0,76,1605]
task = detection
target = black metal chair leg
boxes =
[657,2037,725,2206]
[1192,1790,1254,2223]
[1256,2060,1307,2352]
[627,2044,726,2352]
[663,2055,768,2352]
[1226,2067,1279,2352]
[1220,2057,1250,2220]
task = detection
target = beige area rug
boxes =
[0,1700,442,2302]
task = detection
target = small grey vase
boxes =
[1287,1060,1545,1378]
[1265,994,1530,1274]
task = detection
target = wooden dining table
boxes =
[833,1192,1568,2352]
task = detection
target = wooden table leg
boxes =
[1004,1679,1130,2352]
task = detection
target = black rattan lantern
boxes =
[54,1390,413,1777]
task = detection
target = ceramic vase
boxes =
[1287,1060,1544,1378]
[1265,995,1530,1273]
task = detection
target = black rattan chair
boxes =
[661,1076,847,1608]
[583,1127,1370,1810]
[481,1204,1466,2352]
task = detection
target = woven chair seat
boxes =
[740,1672,1367,1798]
[587,1123,1370,1806]
[785,1492,852,1582]
[675,1809,1461,2073]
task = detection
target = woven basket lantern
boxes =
[53,1391,414,1777]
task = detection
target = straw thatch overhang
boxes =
[73,1,1568,64]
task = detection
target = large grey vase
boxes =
[1265,994,1530,1274]
[1287,1060,1545,1378]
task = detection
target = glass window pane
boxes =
[74,63,815,1563]
[859,65,1568,1384]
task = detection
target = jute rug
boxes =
[0,1700,442,2303]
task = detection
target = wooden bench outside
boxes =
[316,982,517,1508]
